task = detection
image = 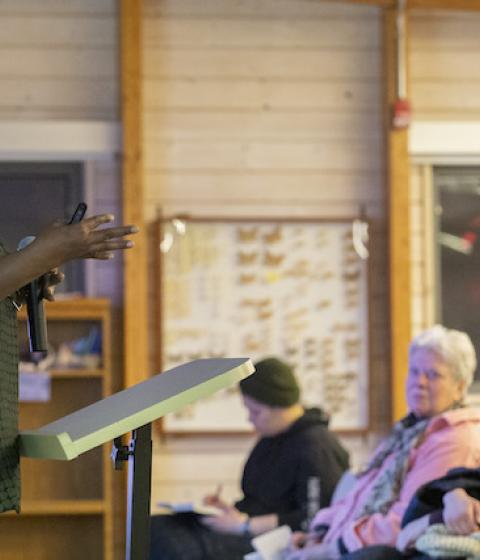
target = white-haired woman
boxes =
[287,325,480,559]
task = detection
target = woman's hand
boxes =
[285,539,340,560]
[396,515,429,552]
[443,489,480,535]
[200,505,248,535]
[289,531,310,551]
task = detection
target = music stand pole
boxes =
[113,423,153,560]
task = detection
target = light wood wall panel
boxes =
[409,9,480,338]
[143,0,386,214]
[144,0,374,18]
[0,0,118,120]
[144,0,389,505]
[410,9,480,119]
[409,163,436,336]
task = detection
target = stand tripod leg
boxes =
[126,423,153,560]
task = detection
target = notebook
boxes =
[156,500,221,516]
[251,525,292,560]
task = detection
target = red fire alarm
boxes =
[392,98,411,129]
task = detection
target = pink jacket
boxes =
[311,408,480,552]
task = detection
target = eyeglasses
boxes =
[408,368,445,382]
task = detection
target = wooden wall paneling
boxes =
[408,164,436,335]
[120,0,150,388]
[419,165,436,328]
[144,17,380,49]
[409,164,426,333]
[0,0,116,13]
[144,111,383,141]
[144,0,377,18]
[411,11,480,48]
[0,3,118,120]
[409,9,480,120]
[144,79,381,111]
[145,50,381,79]
[408,0,480,10]
[144,139,382,172]
[143,172,383,208]
[336,0,480,9]
[384,5,411,421]
[411,83,480,119]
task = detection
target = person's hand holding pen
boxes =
[201,484,280,537]
[201,484,251,535]
[203,484,229,511]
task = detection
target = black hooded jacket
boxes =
[234,407,350,531]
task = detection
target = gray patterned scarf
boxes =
[355,413,431,518]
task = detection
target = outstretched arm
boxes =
[0,214,138,301]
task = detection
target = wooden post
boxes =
[384,4,411,421]
[120,0,149,388]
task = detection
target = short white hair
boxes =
[409,325,477,393]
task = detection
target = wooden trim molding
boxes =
[410,122,480,163]
[0,121,120,160]
[120,0,150,388]
[384,6,411,422]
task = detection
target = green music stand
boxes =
[19,357,254,560]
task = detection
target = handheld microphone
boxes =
[17,203,87,358]
[17,236,48,356]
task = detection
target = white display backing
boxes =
[160,219,369,432]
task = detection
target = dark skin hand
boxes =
[0,214,138,301]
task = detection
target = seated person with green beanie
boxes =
[149,357,350,560]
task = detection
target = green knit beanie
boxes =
[239,357,300,407]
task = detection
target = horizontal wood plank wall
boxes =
[144,0,389,505]
[0,0,119,120]
[409,164,435,335]
[408,10,480,342]
[410,9,480,119]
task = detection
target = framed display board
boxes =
[156,217,370,433]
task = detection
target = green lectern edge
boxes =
[19,358,254,461]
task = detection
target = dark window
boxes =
[0,162,85,293]
[434,166,480,381]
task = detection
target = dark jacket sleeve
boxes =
[401,467,480,527]
[277,439,349,530]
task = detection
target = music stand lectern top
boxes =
[19,357,254,560]
[20,357,254,460]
